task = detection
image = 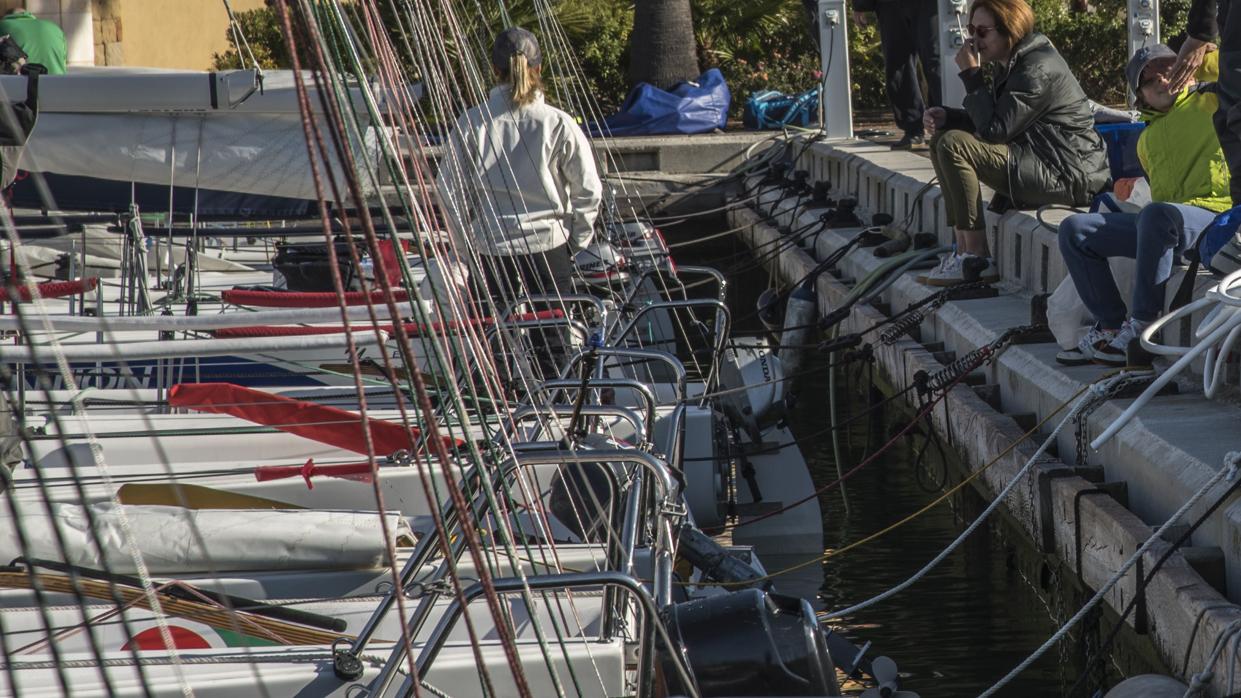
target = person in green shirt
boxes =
[0,5,65,75]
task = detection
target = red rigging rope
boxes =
[273,2,428,687]
[275,3,528,694]
[0,277,97,303]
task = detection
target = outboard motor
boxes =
[611,219,655,245]
[779,281,818,380]
[272,239,361,292]
[574,241,628,285]
[718,347,786,444]
[660,588,841,697]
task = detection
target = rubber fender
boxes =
[1102,675,1187,698]
[779,282,817,379]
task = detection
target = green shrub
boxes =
[212,1,1198,119]
[212,8,290,70]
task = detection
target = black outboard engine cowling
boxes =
[272,238,361,292]
[660,588,840,696]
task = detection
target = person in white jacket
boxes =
[436,27,603,382]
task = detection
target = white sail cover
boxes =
[0,502,414,573]
[0,68,379,201]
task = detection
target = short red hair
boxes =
[969,0,1035,52]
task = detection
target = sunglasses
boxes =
[967,23,997,38]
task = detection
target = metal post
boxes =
[939,0,969,108]
[1129,0,1160,59]
[817,0,853,140]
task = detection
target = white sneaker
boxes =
[917,253,961,284]
[1055,324,1118,366]
[924,253,998,286]
[1093,317,1150,366]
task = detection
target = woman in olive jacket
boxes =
[920,0,1110,286]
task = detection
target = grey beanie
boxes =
[492,27,541,69]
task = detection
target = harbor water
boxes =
[700,218,1165,697]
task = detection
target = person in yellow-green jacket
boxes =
[0,4,65,75]
[1056,43,1231,367]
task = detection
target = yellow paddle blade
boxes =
[118,483,304,510]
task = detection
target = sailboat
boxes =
[0,2,917,697]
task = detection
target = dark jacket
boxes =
[1188,0,1218,42]
[945,32,1109,208]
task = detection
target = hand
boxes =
[1167,36,1209,94]
[955,39,981,72]
[923,107,946,137]
[852,11,869,27]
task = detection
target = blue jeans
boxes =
[1057,202,1218,327]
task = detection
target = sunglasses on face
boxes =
[967,24,997,38]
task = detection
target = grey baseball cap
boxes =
[492,27,541,69]
[1126,43,1177,95]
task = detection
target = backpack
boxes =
[1169,204,1241,310]
[743,87,820,130]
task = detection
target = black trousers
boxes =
[1214,0,1241,204]
[479,245,575,386]
[874,0,941,136]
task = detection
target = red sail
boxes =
[167,383,461,454]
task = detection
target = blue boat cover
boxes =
[591,69,730,137]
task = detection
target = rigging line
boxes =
[514,5,735,365]
[429,5,645,680]
[0,236,203,695]
[978,450,1241,697]
[274,2,423,687]
[356,18,526,453]
[676,382,1088,589]
[302,2,551,689]
[679,377,919,463]
[295,5,544,695]
[352,8,650,685]
[449,4,685,680]
[1066,468,1241,696]
[330,0,538,680]
[384,0,582,593]
[721,335,999,530]
[372,0,595,603]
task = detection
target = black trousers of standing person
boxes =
[1214,0,1241,204]
[479,244,575,391]
[874,0,941,137]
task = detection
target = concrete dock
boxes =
[711,137,1241,695]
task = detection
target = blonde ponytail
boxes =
[507,53,542,108]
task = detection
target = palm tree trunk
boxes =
[628,0,700,89]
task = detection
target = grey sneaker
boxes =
[1093,317,1150,366]
[917,253,960,284]
[925,254,998,286]
[1056,325,1118,366]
